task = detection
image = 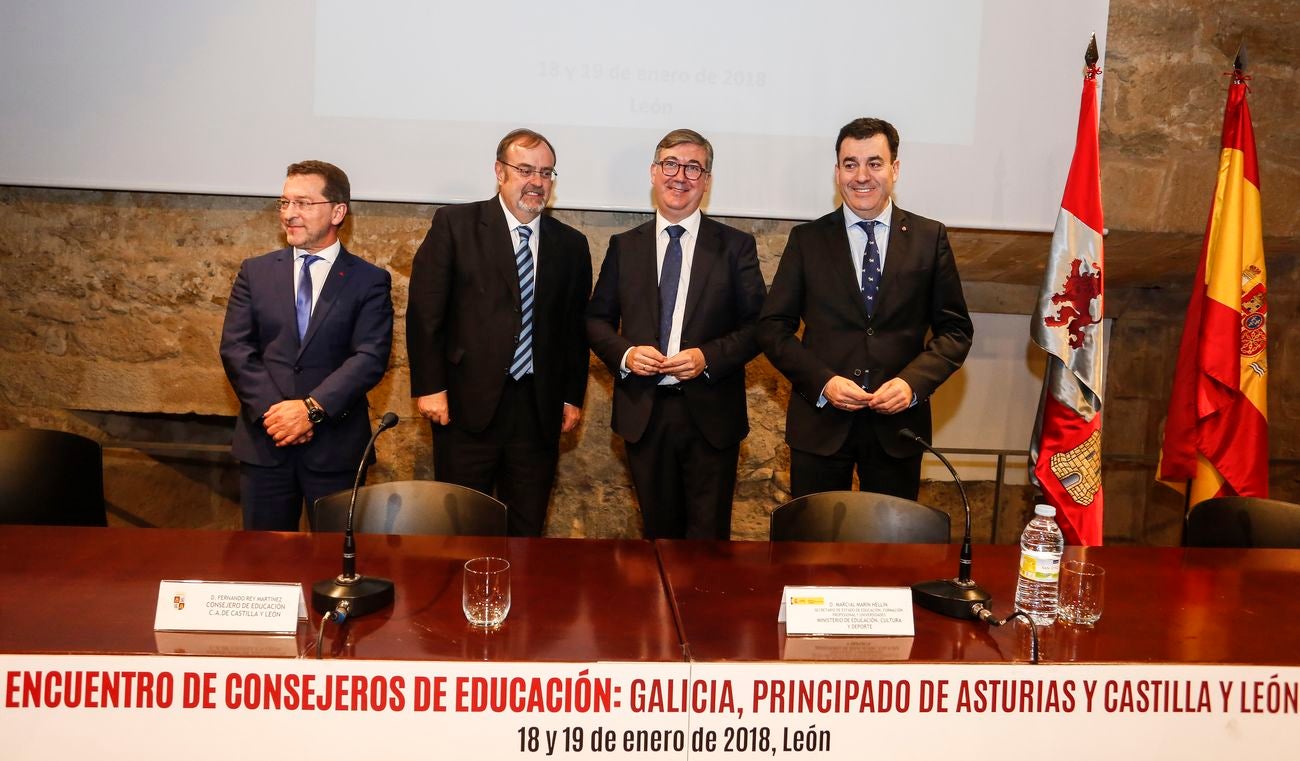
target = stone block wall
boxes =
[1,0,1296,543]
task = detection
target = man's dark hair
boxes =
[496,128,558,164]
[835,118,900,162]
[286,160,351,206]
[655,128,714,171]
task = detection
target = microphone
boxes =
[898,427,991,620]
[312,412,400,618]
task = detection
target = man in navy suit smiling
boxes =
[587,129,766,539]
[759,119,972,500]
[221,160,393,530]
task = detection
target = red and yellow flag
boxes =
[1030,49,1105,546]
[1158,66,1269,506]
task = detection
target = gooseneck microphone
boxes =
[312,412,400,617]
[898,427,992,620]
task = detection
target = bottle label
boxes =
[1019,549,1061,583]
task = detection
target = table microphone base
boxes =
[912,578,992,620]
[312,575,394,617]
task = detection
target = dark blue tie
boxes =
[295,253,322,341]
[658,225,686,355]
[509,226,535,379]
[857,220,881,318]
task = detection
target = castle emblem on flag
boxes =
[173,594,185,611]
[1043,259,1102,349]
[1048,429,1102,506]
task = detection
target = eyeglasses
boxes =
[655,159,709,180]
[276,199,337,212]
[499,161,558,181]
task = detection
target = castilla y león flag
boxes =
[1158,64,1268,505]
[1030,51,1105,546]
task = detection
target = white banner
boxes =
[2,655,1296,759]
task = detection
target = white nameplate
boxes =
[154,580,307,635]
[779,586,915,637]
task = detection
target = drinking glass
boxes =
[462,557,511,628]
[1058,560,1105,625]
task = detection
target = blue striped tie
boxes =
[295,253,321,341]
[858,220,881,318]
[509,226,534,379]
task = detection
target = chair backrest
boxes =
[313,480,507,537]
[1185,496,1300,549]
[0,428,108,527]
[770,490,951,543]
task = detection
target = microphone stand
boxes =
[311,412,399,618]
[899,428,992,620]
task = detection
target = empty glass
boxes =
[462,557,511,628]
[1058,560,1105,625]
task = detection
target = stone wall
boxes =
[1,0,1296,542]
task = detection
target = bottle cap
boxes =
[1034,504,1057,517]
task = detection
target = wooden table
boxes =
[656,539,1300,665]
[0,526,685,662]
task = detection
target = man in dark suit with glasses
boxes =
[587,129,766,539]
[407,129,592,536]
[221,160,393,530]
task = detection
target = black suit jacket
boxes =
[757,206,972,457]
[220,246,394,469]
[407,197,592,436]
[586,215,767,449]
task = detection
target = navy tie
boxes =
[858,220,881,318]
[295,253,322,342]
[509,226,535,379]
[658,225,686,355]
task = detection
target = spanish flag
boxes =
[1158,58,1269,506]
[1030,40,1105,546]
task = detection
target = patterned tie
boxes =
[658,225,686,355]
[509,226,535,379]
[295,253,322,341]
[858,220,881,318]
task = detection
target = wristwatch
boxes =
[304,396,325,425]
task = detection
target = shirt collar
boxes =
[294,239,341,264]
[842,201,893,231]
[656,209,702,239]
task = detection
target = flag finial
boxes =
[1234,41,1248,72]
[1084,34,1102,80]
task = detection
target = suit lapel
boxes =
[297,247,353,358]
[681,216,720,336]
[271,247,299,347]
[875,208,910,319]
[481,198,523,310]
[629,221,661,334]
[825,208,869,322]
[534,215,563,320]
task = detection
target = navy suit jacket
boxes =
[406,198,592,436]
[586,215,766,449]
[758,206,972,457]
[220,246,393,470]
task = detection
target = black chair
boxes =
[769,490,951,543]
[312,480,508,537]
[0,428,108,527]
[1185,496,1300,549]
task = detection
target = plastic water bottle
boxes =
[1014,504,1065,625]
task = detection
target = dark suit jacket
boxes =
[586,215,767,449]
[406,197,592,436]
[220,246,394,470]
[757,206,973,457]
